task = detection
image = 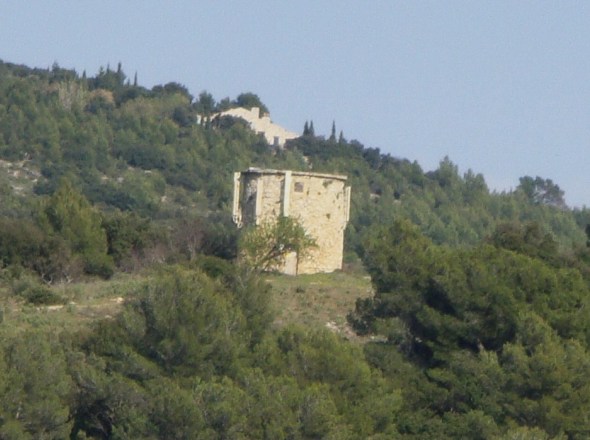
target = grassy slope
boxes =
[266,268,372,340]
[0,267,373,340]
[0,274,144,336]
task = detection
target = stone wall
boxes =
[233,168,351,275]
[214,107,298,147]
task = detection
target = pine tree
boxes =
[42,179,113,277]
[329,121,336,142]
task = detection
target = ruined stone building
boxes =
[233,168,351,275]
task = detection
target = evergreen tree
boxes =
[42,178,113,278]
[329,120,336,142]
[234,92,269,114]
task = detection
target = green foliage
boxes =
[102,210,155,268]
[2,58,590,438]
[355,219,590,437]
[11,275,65,305]
[42,178,114,278]
[0,218,46,268]
[518,176,567,209]
[0,57,586,261]
[60,266,398,438]
[255,326,401,438]
[194,91,216,116]
[119,266,249,377]
[500,313,590,437]
[234,92,269,114]
[238,216,316,273]
[0,331,74,439]
[145,377,207,438]
[286,136,585,250]
[0,217,79,283]
[489,221,559,263]
[360,219,435,295]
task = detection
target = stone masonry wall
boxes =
[287,173,349,274]
[234,168,350,275]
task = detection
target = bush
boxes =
[83,252,115,279]
[11,277,65,305]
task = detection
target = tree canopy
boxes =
[1,58,590,438]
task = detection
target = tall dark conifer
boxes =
[329,121,336,142]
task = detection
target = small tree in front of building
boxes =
[238,216,316,273]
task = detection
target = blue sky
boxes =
[2,1,589,206]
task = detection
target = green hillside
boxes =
[1,60,590,438]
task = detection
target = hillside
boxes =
[2,60,590,438]
[1,59,588,259]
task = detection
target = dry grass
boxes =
[0,265,375,341]
[265,268,373,341]
[0,273,144,336]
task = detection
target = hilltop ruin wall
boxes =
[233,168,351,275]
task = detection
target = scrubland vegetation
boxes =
[1,59,590,438]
